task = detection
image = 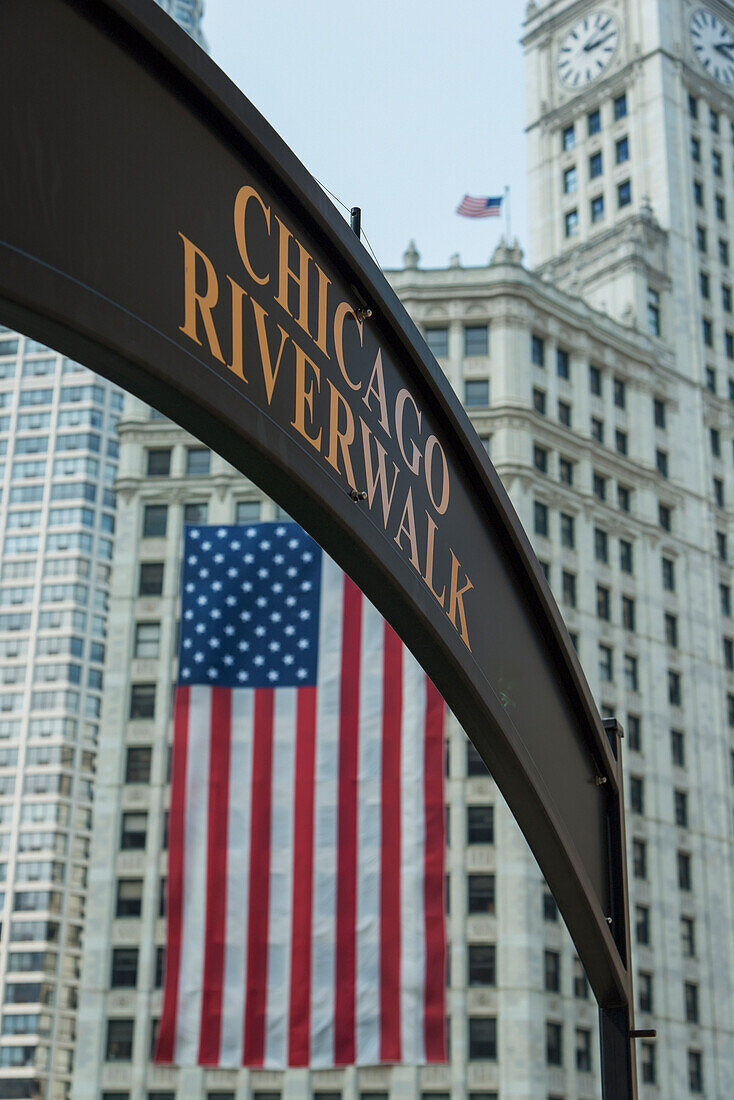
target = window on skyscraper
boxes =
[589,151,603,178]
[466,806,494,845]
[670,728,685,767]
[713,150,723,176]
[632,839,647,879]
[468,1017,497,1060]
[587,109,601,135]
[638,971,653,1013]
[557,399,571,426]
[629,776,644,814]
[129,683,155,719]
[142,504,167,538]
[674,788,688,828]
[640,1041,656,1084]
[681,916,696,957]
[138,562,163,596]
[590,194,604,223]
[115,879,143,918]
[120,813,147,852]
[186,448,210,476]
[596,585,610,621]
[599,644,613,683]
[613,91,627,119]
[464,325,488,357]
[533,501,548,537]
[183,501,208,525]
[615,135,629,164]
[545,1021,563,1066]
[464,379,489,407]
[655,448,669,477]
[424,327,448,358]
[564,209,578,237]
[467,874,495,914]
[561,571,576,608]
[562,124,575,150]
[145,449,171,477]
[559,513,575,549]
[563,165,577,194]
[576,1027,592,1072]
[684,981,699,1023]
[688,1050,703,1093]
[467,945,496,986]
[105,1018,134,1061]
[111,948,138,989]
[635,904,650,945]
[594,527,608,563]
[543,950,560,992]
[589,364,602,395]
[678,850,692,890]
[617,179,631,207]
[531,333,545,366]
[125,747,152,785]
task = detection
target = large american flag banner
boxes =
[155,522,447,1068]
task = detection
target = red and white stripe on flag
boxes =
[155,556,447,1068]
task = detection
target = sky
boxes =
[203,0,530,272]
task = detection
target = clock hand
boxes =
[584,31,616,51]
[714,41,734,57]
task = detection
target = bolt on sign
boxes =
[0,2,638,1094]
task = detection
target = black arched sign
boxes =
[0,2,637,1094]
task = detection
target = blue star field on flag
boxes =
[178,522,323,689]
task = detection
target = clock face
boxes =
[690,9,734,85]
[557,10,620,89]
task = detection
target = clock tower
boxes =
[523,0,734,390]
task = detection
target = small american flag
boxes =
[155,522,447,1069]
[456,194,503,218]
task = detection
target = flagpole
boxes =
[504,185,511,243]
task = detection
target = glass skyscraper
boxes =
[0,8,205,1100]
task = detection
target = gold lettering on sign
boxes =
[178,233,225,364]
[249,298,289,405]
[395,388,422,474]
[233,185,271,286]
[447,550,473,651]
[394,487,420,572]
[360,419,399,526]
[225,277,248,382]
[362,349,391,436]
[333,301,363,391]
[325,379,357,491]
[291,342,322,451]
[424,435,450,515]
[423,511,446,607]
[275,217,312,338]
[177,181,477,654]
